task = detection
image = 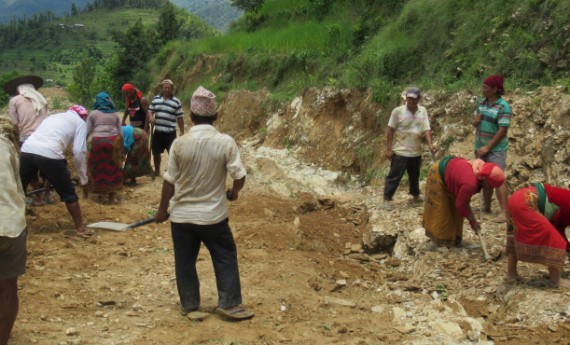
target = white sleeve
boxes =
[226,139,246,180]
[73,121,89,185]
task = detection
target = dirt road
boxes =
[7,141,570,345]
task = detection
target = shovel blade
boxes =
[87,221,129,231]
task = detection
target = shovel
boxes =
[87,217,155,232]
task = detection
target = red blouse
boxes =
[444,158,480,218]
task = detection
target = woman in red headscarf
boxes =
[423,156,505,247]
[506,184,570,288]
[121,83,151,133]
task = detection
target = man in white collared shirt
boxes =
[382,86,436,209]
[155,86,254,321]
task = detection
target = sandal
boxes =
[214,306,254,321]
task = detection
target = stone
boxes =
[394,325,416,335]
[323,296,356,308]
[430,320,464,340]
[65,328,79,336]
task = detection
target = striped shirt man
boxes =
[150,95,184,133]
[475,97,512,152]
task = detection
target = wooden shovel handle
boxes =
[127,217,155,229]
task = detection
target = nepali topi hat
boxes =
[3,75,44,95]
[191,86,217,117]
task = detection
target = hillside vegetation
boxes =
[0,9,157,82]
[0,0,217,106]
[153,0,570,106]
[0,0,240,32]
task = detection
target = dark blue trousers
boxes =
[171,219,242,310]
[383,154,422,200]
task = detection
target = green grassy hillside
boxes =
[0,8,157,85]
[152,0,570,106]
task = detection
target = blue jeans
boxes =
[383,154,422,201]
[171,219,242,310]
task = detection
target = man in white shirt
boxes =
[382,87,436,209]
[0,132,27,345]
[20,105,92,237]
[155,86,253,321]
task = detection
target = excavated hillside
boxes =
[2,85,570,345]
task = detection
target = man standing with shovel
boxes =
[155,86,253,321]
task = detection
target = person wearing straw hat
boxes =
[5,75,47,143]
[4,75,53,206]
[155,86,254,321]
[19,105,92,237]
[148,79,184,178]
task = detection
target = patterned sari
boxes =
[423,162,464,247]
[506,186,567,270]
[85,135,124,193]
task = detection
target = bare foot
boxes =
[504,275,523,284]
[76,226,95,238]
[557,278,570,289]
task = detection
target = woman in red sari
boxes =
[423,157,505,247]
[506,183,570,288]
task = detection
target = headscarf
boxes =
[483,75,504,95]
[122,125,135,153]
[161,79,174,86]
[471,159,505,188]
[17,84,47,117]
[69,105,89,120]
[121,83,142,107]
[190,86,217,117]
[93,92,117,113]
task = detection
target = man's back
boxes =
[165,124,246,225]
[8,94,47,138]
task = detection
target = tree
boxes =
[111,18,153,100]
[71,3,79,16]
[230,0,264,13]
[69,57,96,106]
[155,1,181,44]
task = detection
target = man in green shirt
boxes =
[473,75,512,223]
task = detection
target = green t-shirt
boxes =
[474,97,512,152]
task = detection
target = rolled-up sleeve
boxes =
[226,140,246,180]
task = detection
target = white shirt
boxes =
[387,104,431,157]
[164,124,247,225]
[0,136,26,238]
[21,110,88,185]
